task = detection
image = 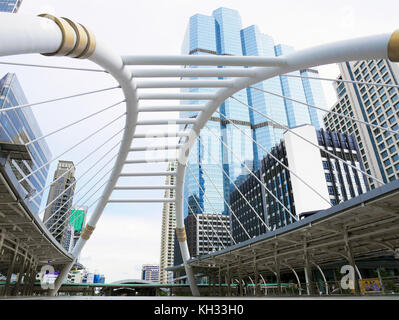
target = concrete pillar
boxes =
[22,258,32,296]
[275,258,281,296]
[207,273,211,296]
[238,258,244,297]
[238,273,243,297]
[253,257,260,297]
[15,248,30,296]
[0,229,5,253]
[226,265,231,297]
[303,239,315,296]
[212,272,216,296]
[218,266,222,297]
[27,262,38,296]
[4,241,19,297]
[344,230,361,295]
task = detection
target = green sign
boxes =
[69,209,86,232]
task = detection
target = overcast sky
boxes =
[1,0,398,282]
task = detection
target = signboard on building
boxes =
[359,278,382,293]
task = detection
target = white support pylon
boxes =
[0,12,398,298]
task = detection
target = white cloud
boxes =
[79,210,162,282]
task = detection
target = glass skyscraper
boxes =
[0,73,52,214]
[181,8,328,223]
[241,24,327,166]
[0,0,22,13]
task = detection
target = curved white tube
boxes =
[1,12,397,297]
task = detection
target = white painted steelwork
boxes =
[0,12,398,297]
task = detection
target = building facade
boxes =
[0,0,22,13]
[324,59,399,189]
[174,212,231,266]
[0,73,52,214]
[179,7,328,258]
[159,162,176,284]
[230,125,368,243]
[43,160,76,250]
[141,264,160,283]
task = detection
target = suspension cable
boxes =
[20,112,125,183]
[186,164,236,246]
[51,178,110,238]
[184,181,220,250]
[60,194,103,240]
[59,195,103,241]
[48,166,113,233]
[204,123,298,224]
[183,191,217,252]
[184,179,226,249]
[30,130,123,202]
[43,153,117,227]
[250,85,399,136]
[42,147,119,225]
[0,61,107,73]
[283,73,399,89]
[198,136,271,231]
[0,86,120,113]
[215,109,332,206]
[231,95,385,186]
[197,162,251,241]
[26,100,126,146]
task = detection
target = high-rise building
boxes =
[324,59,399,189]
[43,160,76,250]
[174,212,231,266]
[63,224,75,253]
[159,162,176,284]
[141,264,159,283]
[0,0,22,13]
[180,7,328,256]
[0,73,52,214]
[230,125,368,243]
[241,25,327,163]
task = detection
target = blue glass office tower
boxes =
[181,7,328,219]
[182,9,254,219]
[241,24,327,166]
[0,0,22,13]
[0,73,52,214]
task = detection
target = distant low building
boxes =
[141,264,159,283]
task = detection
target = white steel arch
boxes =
[0,12,398,297]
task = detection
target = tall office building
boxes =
[43,160,76,250]
[324,60,399,189]
[230,125,368,243]
[141,264,159,283]
[241,24,327,163]
[180,8,328,256]
[159,162,176,284]
[0,0,22,12]
[182,9,253,220]
[0,73,52,214]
